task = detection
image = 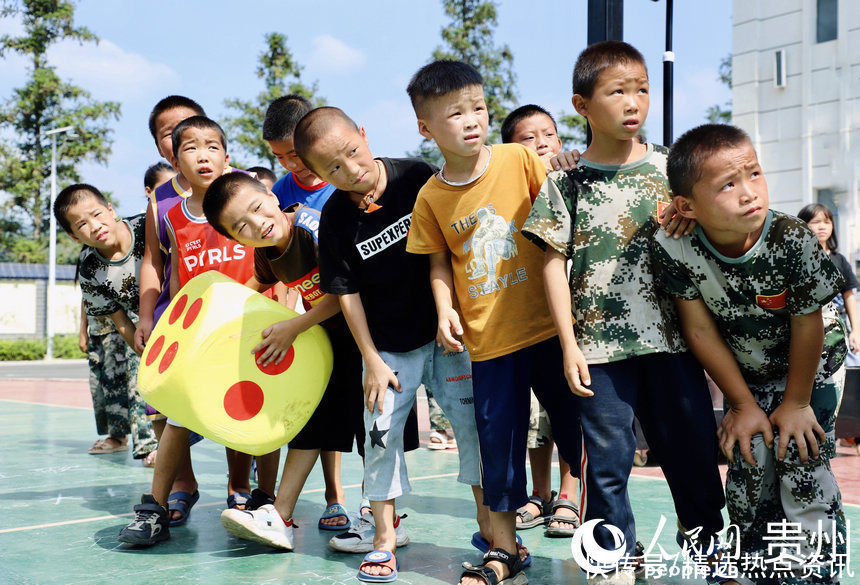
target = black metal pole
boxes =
[663,0,674,146]
[586,0,623,146]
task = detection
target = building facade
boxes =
[733,0,859,262]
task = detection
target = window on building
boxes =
[817,0,837,43]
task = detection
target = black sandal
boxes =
[543,498,580,537]
[515,490,555,530]
[460,547,528,585]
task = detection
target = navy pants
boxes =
[577,351,726,556]
[471,337,582,512]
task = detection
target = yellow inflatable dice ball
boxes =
[138,271,333,455]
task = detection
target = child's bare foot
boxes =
[88,436,128,454]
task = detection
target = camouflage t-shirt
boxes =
[522,143,684,364]
[651,210,846,385]
[78,214,144,320]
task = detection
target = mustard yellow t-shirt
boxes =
[406,143,555,361]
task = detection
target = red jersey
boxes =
[165,198,256,287]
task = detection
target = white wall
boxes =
[0,280,81,337]
[733,0,860,262]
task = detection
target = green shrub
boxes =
[0,335,85,360]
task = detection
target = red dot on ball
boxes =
[255,345,295,375]
[169,295,188,325]
[223,380,265,421]
[182,298,203,329]
[145,335,165,367]
[158,341,179,374]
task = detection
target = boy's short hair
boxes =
[406,60,483,116]
[798,203,838,252]
[667,124,752,199]
[572,41,647,98]
[170,116,228,160]
[501,104,557,144]
[144,162,174,190]
[54,183,110,234]
[293,107,359,173]
[147,95,206,143]
[202,172,268,239]
[262,95,314,142]
[246,166,278,185]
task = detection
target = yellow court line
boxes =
[0,472,458,535]
[0,398,91,411]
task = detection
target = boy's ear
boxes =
[358,125,369,146]
[572,94,588,118]
[416,118,433,141]
[673,195,696,219]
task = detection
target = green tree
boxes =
[0,0,121,254]
[557,112,587,150]
[223,32,323,170]
[706,54,732,123]
[412,0,517,164]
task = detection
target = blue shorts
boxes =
[471,336,580,512]
[363,340,481,501]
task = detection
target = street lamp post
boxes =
[45,125,75,360]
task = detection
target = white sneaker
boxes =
[328,511,409,553]
[220,504,294,550]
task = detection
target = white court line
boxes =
[0,398,91,411]
[0,472,459,535]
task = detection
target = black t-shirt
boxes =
[829,252,859,293]
[318,157,438,352]
[254,205,346,332]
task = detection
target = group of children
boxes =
[55,40,849,585]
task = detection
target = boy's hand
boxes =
[718,401,773,466]
[562,346,593,397]
[437,307,465,353]
[78,330,89,354]
[659,200,696,239]
[769,400,827,463]
[849,330,860,353]
[134,318,153,354]
[253,319,301,367]
[549,150,581,172]
[363,355,401,414]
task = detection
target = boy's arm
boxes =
[253,293,340,368]
[136,204,164,353]
[109,309,139,354]
[543,248,592,396]
[674,297,774,465]
[244,275,271,294]
[769,309,827,462]
[78,300,89,354]
[339,292,401,414]
[428,251,464,353]
[168,229,180,299]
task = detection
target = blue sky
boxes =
[0,0,732,216]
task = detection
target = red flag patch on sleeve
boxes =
[756,289,787,310]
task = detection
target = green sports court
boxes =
[1,369,858,585]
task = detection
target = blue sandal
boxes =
[319,502,351,531]
[358,550,398,583]
[167,490,199,527]
[227,491,252,510]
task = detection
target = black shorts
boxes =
[288,326,420,456]
[290,326,365,454]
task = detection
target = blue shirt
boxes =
[272,172,335,211]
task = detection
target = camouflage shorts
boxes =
[724,367,846,584]
[426,387,451,431]
[527,390,552,449]
[88,331,157,458]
